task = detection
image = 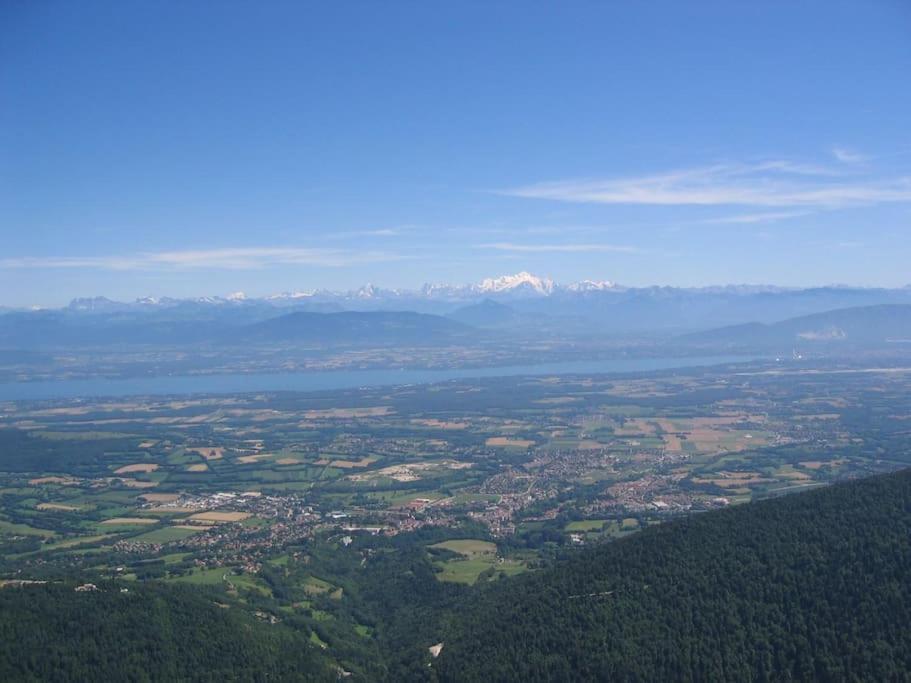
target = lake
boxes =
[0,355,758,401]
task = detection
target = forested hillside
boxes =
[435,470,911,682]
[0,582,334,682]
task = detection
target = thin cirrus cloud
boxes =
[500,160,911,208]
[0,247,405,271]
[479,242,640,253]
[832,147,868,164]
[324,227,404,239]
[701,210,813,225]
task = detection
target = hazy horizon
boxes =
[7,270,911,310]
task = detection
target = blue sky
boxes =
[1,1,910,306]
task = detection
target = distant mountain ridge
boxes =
[55,273,906,314]
[0,308,475,349]
[240,310,474,345]
[5,275,911,350]
[446,299,522,328]
[686,303,911,349]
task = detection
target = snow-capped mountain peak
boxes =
[565,279,617,292]
[477,272,555,296]
[66,272,627,311]
[66,296,127,312]
[266,290,315,301]
[355,283,380,299]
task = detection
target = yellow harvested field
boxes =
[276,458,303,465]
[663,433,684,451]
[800,458,846,470]
[780,470,812,481]
[618,416,770,454]
[36,503,80,511]
[28,406,92,416]
[614,419,657,436]
[689,429,765,452]
[251,410,289,422]
[303,406,392,419]
[114,463,159,474]
[188,511,251,523]
[352,466,416,482]
[576,440,605,450]
[29,476,80,486]
[604,380,672,398]
[120,479,158,488]
[486,437,534,448]
[187,464,208,472]
[188,447,224,460]
[101,517,158,525]
[349,460,471,483]
[140,493,180,503]
[138,441,157,449]
[692,471,771,487]
[186,413,219,424]
[329,457,375,469]
[237,453,274,464]
[411,418,469,429]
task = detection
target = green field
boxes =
[565,519,607,532]
[303,575,335,595]
[0,519,55,538]
[430,539,496,556]
[429,539,525,584]
[170,567,229,586]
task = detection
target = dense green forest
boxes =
[435,469,911,681]
[0,582,334,682]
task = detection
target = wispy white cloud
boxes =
[832,147,868,164]
[0,247,405,271]
[479,242,640,253]
[501,161,911,208]
[702,210,813,224]
[440,224,626,237]
[0,256,142,270]
[326,227,404,239]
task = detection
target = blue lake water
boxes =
[0,355,759,401]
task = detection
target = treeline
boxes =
[435,469,911,682]
[0,430,139,476]
[0,581,334,682]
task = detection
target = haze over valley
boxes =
[3,272,911,387]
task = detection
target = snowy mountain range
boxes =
[8,272,911,350]
[54,273,911,336]
[203,272,616,306]
[60,271,897,313]
[64,272,611,311]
